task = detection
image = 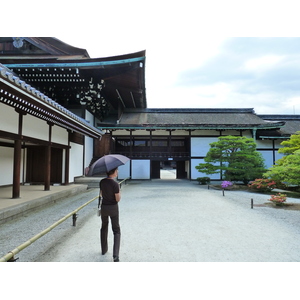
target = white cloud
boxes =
[243,55,285,72]
[56,36,300,115]
[283,96,300,114]
[148,82,234,109]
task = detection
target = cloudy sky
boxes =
[7,0,300,115]
[58,35,300,115]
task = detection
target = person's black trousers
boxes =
[100,204,121,258]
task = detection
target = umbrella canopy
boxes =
[87,154,130,175]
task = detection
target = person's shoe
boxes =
[102,247,108,255]
[113,256,119,262]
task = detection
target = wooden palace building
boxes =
[0,37,299,198]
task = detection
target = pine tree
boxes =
[264,132,300,187]
[196,136,266,184]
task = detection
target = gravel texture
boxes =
[1,173,300,262]
[0,188,99,262]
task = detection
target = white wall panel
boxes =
[242,131,253,138]
[275,151,284,163]
[23,114,48,141]
[118,162,130,179]
[0,147,14,185]
[171,130,188,136]
[191,130,219,136]
[151,130,169,136]
[69,142,84,182]
[84,136,94,169]
[256,139,273,149]
[113,130,130,136]
[0,103,18,134]
[191,158,220,180]
[222,130,241,136]
[191,137,218,157]
[259,151,274,169]
[84,110,96,169]
[131,130,149,136]
[275,140,284,148]
[52,125,68,145]
[131,160,150,179]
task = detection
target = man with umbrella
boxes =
[89,154,130,262]
[100,167,121,262]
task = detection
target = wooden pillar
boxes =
[44,144,51,191]
[130,130,133,158]
[168,130,172,157]
[149,130,153,157]
[12,111,24,199]
[44,122,53,191]
[252,128,257,140]
[64,147,70,185]
[12,139,21,198]
[64,132,70,185]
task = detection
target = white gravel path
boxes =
[34,177,300,262]
[0,188,99,262]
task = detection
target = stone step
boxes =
[74,176,103,189]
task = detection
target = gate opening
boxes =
[160,161,176,179]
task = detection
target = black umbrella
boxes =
[87,154,130,175]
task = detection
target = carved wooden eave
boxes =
[0,64,103,139]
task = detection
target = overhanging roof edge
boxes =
[0,64,102,138]
[98,124,285,130]
[3,56,146,69]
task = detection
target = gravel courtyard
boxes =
[35,175,300,262]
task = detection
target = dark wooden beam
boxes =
[12,113,23,198]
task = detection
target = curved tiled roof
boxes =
[258,114,300,137]
[98,108,285,130]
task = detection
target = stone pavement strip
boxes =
[37,178,300,262]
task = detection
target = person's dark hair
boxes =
[107,168,118,176]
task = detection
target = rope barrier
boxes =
[0,195,98,262]
[0,177,131,262]
[118,177,131,188]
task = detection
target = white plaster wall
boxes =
[151,130,169,136]
[52,125,68,145]
[191,137,219,157]
[23,114,49,141]
[275,151,284,162]
[242,131,253,138]
[69,142,84,182]
[84,110,95,169]
[131,130,150,136]
[0,147,14,185]
[258,150,284,169]
[85,110,94,125]
[171,130,188,136]
[118,161,130,179]
[222,130,241,136]
[0,147,24,185]
[113,130,130,136]
[256,139,274,149]
[191,130,219,136]
[259,151,274,169]
[84,136,94,169]
[131,160,150,179]
[191,158,220,180]
[0,103,18,134]
[275,140,284,148]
